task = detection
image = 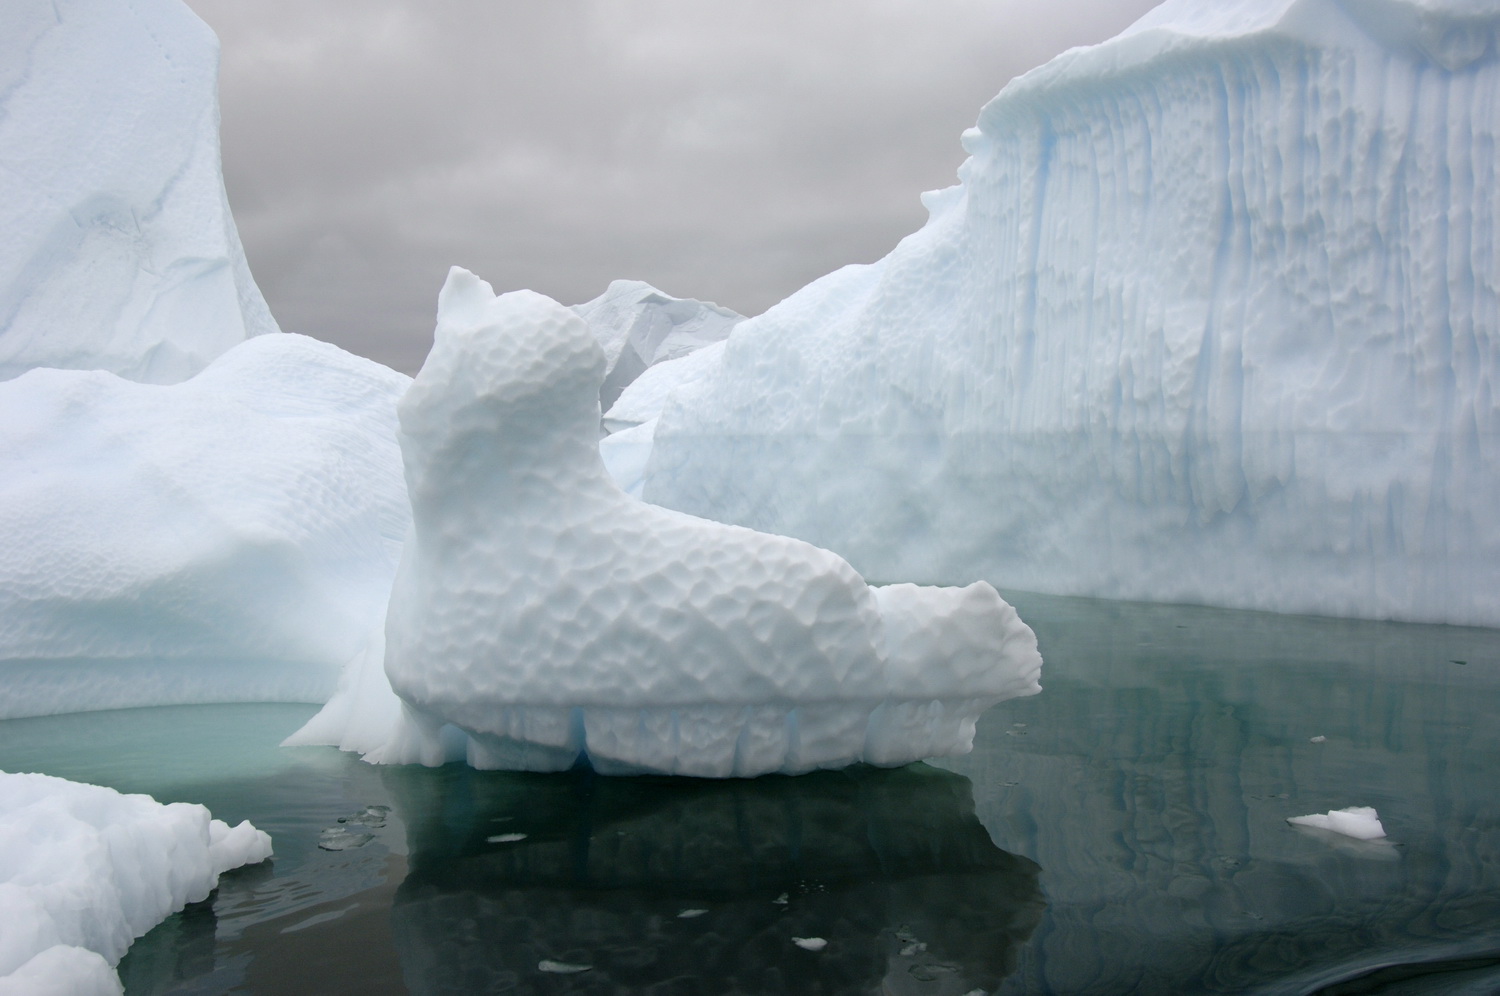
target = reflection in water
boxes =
[382,764,1044,995]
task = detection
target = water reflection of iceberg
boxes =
[382,763,1044,995]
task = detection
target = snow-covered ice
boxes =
[637,0,1500,628]
[289,268,1041,777]
[0,770,271,995]
[0,333,411,719]
[1287,806,1387,841]
[572,280,741,415]
[0,0,278,384]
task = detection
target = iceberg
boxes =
[0,770,271,996]
[637,0,1500,627]
[0,0,279,385]
[572,280,742,416]
[290,268,1041,777]
[1287,805,1386,841]
[0,334,411,719]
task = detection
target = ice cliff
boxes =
[0,0,278,384]
[290,269,1041,777]
[637,0,1500,627]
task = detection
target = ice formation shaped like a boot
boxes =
[292,267,1040,777]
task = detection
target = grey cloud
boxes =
[186,0,1161,373]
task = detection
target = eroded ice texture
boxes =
[572,280,741,416]
[0,334,411,719]
[289,268,1041,777]
[639,0,1500,627]
[0,771,271,995]
[0,0,278,384]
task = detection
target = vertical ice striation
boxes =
[641,0,1500,627]
[0,0,278,384]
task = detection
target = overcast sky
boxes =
[183,1,1160,374]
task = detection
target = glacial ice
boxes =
[572,280,742,415]
[1287,806,1387,840]
[0,333,411,719]
[638,0,1500,627]
[289,268,1041,777]
[0,770,271,995]
[0,0,278,384]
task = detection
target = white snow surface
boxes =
[289,268,1041,778]
[0,771,271,995]
[638,0,1500,627]
[0,333,411,719]
[1287,806,1387,840]
[573,280,741,415]
[0,0,278,384]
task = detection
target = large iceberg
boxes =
[637,0,1500,628]
[0,770,271,996]
[0,334,410,720]
[0,0,278,385]
[290,268,1041,777]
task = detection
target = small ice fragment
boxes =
[677,908,708,918]
[1287,806,1386,840]
[792,937,828,952]
[538,960,591,974]
[318,827,374,851]
[487,833,528,844]
[772,892,789,905]
[900,942,928,956]
[338,805,391,828]
[1309,735,1327,743]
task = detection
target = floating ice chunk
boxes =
[572,280,741,412]
[792,937,828,952]
[291,268,1041,777]
[486,833,527,844]
[0,771,270,994]
[538,960,591,974]
[639,0,1500,629]
[0,0,278,384]
[1287,806,1387,840]
[677,908,708,919]
[0,333,410,719]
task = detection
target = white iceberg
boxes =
[637,0,1500,628]
[0,0,278,385]
[1287,806,1387,840]
[572,279,742,416]
[0,333,411,719]
[289,268,1041,777]
[0,770,272,995]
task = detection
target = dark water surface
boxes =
[2,592,1498,995]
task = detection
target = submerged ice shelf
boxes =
[289,269,1042,777]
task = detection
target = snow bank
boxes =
[639,0,1500,627]
[572,280,741,415]
[0,770,271,995]
[0,333,411,719]
[289,268,1041,777]
[0,0,278,384]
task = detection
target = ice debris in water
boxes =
[677,909,708,919]
[792,937,828,952]
[1287,806,1387,840]
[317,827,374,852]
[538,960,592,975]
[338,805,391,829]
[290,268,1042,778]
[0,770,271,995]
[486,833,527,844]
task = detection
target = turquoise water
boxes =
[2,592,1498,994]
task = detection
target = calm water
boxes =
[2,592,1498,995]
